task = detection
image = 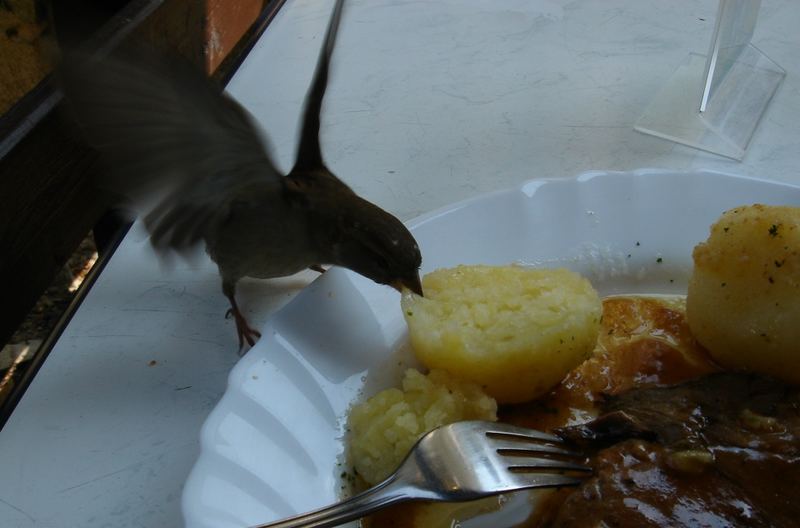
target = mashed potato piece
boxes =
[687,204,800,383]
[401,265,602,403]
[348,368,496,485]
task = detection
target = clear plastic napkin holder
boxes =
[634,0,784,160]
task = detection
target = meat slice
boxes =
[549,373,800,527]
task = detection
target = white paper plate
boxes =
[182,169,800,527]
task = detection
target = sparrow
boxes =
[57,0,423,350]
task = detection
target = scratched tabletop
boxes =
[2,1,799,527]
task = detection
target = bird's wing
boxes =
[58,45,284,252]
[288,0,352,193]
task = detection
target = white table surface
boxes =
[2,1,799,526]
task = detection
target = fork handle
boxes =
[249,475,422,528]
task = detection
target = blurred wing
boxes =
[58,45,284,252]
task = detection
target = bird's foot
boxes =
[309,264,326,274]
[225,307,261,354]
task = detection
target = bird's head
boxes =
[327,195,423,296]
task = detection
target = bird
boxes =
[57,0,423,351]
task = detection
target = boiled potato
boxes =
[687,204,800,383]
[348,368,496,486]
[401,265,602,403]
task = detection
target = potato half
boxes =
[687,204,800,383]
[348,368,496,486]
[401,265,602,403]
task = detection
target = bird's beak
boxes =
[392,273,423,297]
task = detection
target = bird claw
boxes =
[225,305,261,353]
[309,264,326,274]
[237,325,262,356]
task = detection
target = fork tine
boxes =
[491,438,582,457]
[504,455,592,473]
[483,422,564,443]
[509,473,586,490]
[483,421,585,458]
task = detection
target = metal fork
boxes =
[251,420,590,528]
